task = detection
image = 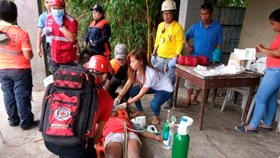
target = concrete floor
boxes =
[0,84,279,158]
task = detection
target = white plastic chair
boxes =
[221,87,250,111]
[221,57,266,112]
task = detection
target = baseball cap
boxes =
[90,4,104,13]
[114,44,128,60]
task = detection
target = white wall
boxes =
[238,0,280,57]
[15,0,46,91]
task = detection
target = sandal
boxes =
[259,126,273,132]
[190,100,200,105]
[258,120,273,131]
[235,125,257,133]
[129,111,145,118]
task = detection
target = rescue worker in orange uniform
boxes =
[105,44,128,99]
[0,0,39,130]
[85,4,111,60]
[44,0,78,72]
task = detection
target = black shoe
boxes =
[21,120,40,130]
[9,121,19,127]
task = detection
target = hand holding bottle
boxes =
[114,102,127,110]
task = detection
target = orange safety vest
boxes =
[110,59,120,75]
[89,19,111,60]
[0,25,31,69]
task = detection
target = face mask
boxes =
[51,8,64,17]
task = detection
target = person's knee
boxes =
[128,140,141,158]
[129,86,140,97]
[105,142,122,158]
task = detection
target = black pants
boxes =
[44,139,97,158]
[107,76,128,99]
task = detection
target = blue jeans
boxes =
[0,69,34,128]
[129,85,172,116]
[249,68,280,128]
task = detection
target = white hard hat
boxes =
[161,0,176,11]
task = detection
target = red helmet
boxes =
[48,0,65,6]
[87,55,110,73]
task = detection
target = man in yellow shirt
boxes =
[152,0,184,109]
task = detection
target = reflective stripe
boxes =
[50,35,70,42]
[0,47,22,55]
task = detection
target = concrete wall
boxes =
[178,0,220,54]
[178,0,204,31]
[15,0,46,91]
[238,0,280,57]
[178,0,204,54]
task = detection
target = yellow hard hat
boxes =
[161,0,176,11]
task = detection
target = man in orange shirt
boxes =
[0,0,39,130]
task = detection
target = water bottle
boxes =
[168,115,176,148]
[162,110,170,149]
[172,116,193,158]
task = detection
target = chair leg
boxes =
[241,93,249,110]
[276,106,280,133]
[221,90,230,111]
[0,130,5,143]
[246,95,256,124]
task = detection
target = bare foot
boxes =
[190,100,199,105]
[129,111,145,118]
[151,116,160,125]
[182,98,191,107]
[182,101,191,107]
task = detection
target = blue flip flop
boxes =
[235,125,257,133]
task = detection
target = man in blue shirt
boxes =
[36,0,54,73]
[184,3,222,107]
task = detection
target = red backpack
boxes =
[39,65,98,146]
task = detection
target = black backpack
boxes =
[39,65,98,146]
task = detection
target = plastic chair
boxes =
[245,94,256,124]
[221,87,250,111]
[221,57,266,112]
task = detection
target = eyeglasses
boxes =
[162,12,173,16]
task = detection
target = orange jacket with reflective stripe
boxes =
[89,19,111,59]
[0,24,32,69]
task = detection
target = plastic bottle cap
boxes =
[178,116,193,135]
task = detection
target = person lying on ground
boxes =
[103,108,163,158]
